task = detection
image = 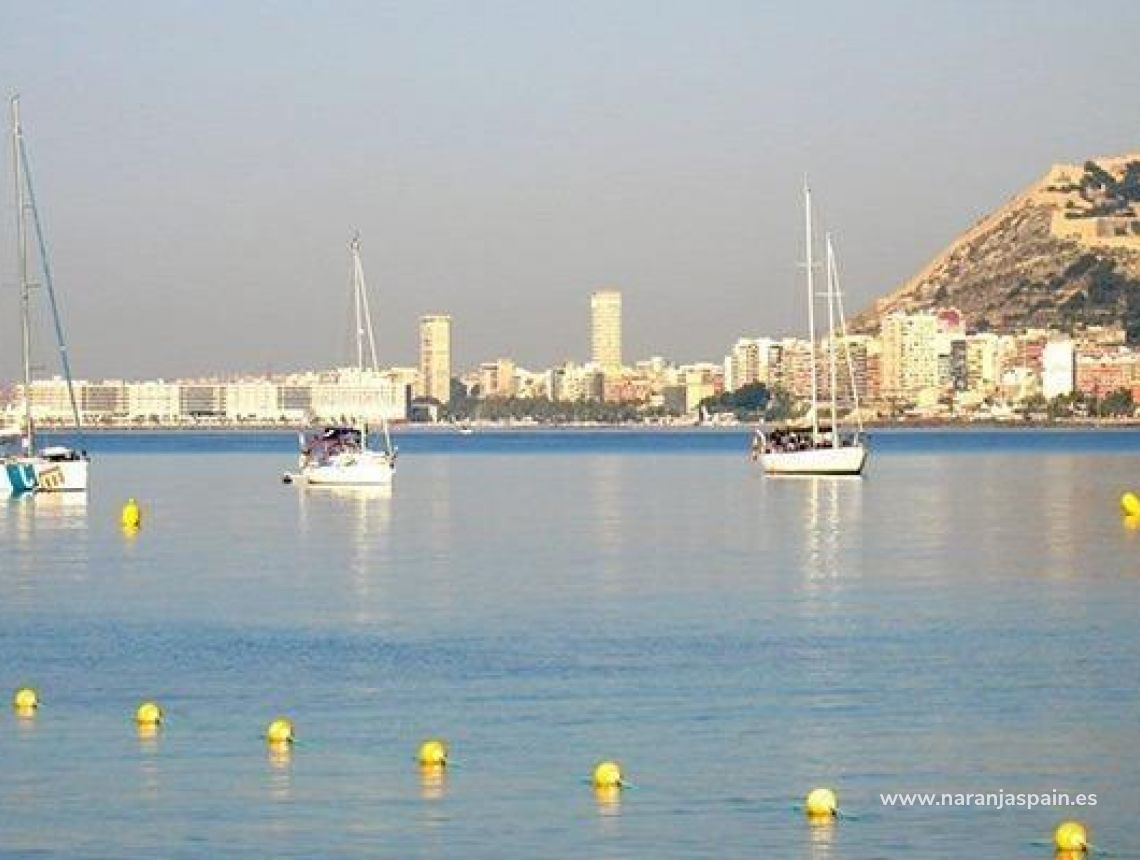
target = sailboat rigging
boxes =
[282,234,396,487]
[2,95,89,494]
[753,180,868,476]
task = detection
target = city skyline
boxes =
[7,309,1137,429]
[3,2,1140,381]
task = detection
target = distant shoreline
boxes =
[33,419,1140,434]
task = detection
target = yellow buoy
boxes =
[805,787,838,817]
[1053,820,1088,851]
[266,717,294,745]
[1122,491,1140,517]
[12,687,38,711]
[418,738,448,767]
[135,701,163,726]
[120,498,142,529]
[593,760,623,789]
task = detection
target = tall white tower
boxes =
[590,289,622,370]
[418,314,452,404]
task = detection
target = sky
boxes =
[1,0,1138,380]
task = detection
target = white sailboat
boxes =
[283,234,395,487]
[2,96,89,495]
[754,180,868,476]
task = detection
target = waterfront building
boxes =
[418,314,452,404]
[549,362,604,402]
[819,334,874,406]
[603,373,653,404]
[880,311,939,402]
[1076,348,1140,400]
[724,338,773,392]
[127,381,182,423]
[81,381,127,420]
[677,362,723,413]
[310,367,407,422]
[12,372,408,426]
[965,333,1002,396]
[514,368,549,399]
[1000,366,1039,403]
[590,289,622,371]
[225,380,278,422]
[22,377,83,422]
[478,358,517,398]
[1042,339,1076,399]
[179,383,227,420]
[770,337,814,399]
[949,339,969,392]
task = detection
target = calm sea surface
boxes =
[2,428,1139,858]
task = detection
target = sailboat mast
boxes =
[803,179,819,443]
[349,233,392,457]
[354,240,379,371]
[825,233,839,448]
[11,96,33,452]
[830,240,865,438]
[351,234,365,373]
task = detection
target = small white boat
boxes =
[2,96,89,495]
[753,427,867,475]
[4,445,90,493]
[283,235,396,488]
[755,180,867,477]
[284,426,394,487]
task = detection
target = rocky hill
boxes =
[852,153,1140,341]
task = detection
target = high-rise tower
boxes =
[418,314,452,404]
[590,289,622,370]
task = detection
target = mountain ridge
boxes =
[853,152,1140,341]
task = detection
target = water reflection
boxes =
[136,726,162,799]
[296,484,393,620]
[266,742,293,802]
[805,814,836,860]
[797,477,862,586]
[0,493,89,608]
[0,491,88,540]
[593,785,622,816]
[424,458,452,561]
[590,457,623,558]
[419,764,446,801]
[1040,456,1079,578]
[805,478,840,584]
[13,706,38,729]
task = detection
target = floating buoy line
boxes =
[4,685,1098,851]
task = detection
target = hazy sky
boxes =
[2,0,1138,380]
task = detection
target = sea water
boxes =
[1,429,1138,858]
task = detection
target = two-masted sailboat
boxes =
[2,96,89,494]
[283,235,395,487]
[753,181,868,476]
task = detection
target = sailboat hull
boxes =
[3,456,89,493]
[298,451,394,486]
[761,445,867,476]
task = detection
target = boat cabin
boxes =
[754,425,862,455]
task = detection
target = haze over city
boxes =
[2,0,1139,380]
